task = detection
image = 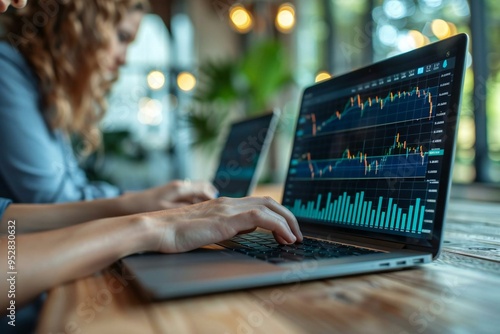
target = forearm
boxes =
[0,196,303,311]
[0,181,220,234]
[0,196,138,234]
[0,214,154,310]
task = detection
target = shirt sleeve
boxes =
[0,198,12,221]
[0,43,121,203]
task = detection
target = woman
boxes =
[0,0,303,321]
[0,3,303,333]
[0,0,206,205]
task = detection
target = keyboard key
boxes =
[217,232,380,264]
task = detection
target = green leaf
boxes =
[194,60,240,103]
[188,39,294,150]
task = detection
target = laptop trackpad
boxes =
[122,247,285,298]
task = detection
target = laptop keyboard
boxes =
[218,232,381,264]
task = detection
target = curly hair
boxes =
[1,0,149,154]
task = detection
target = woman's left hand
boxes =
[121,180,219,213]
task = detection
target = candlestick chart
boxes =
[283,64,455,237]
[297,85,438,138]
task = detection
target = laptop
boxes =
[212,111,279,198]
[122,34,468,300]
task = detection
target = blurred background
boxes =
[89,0,499,191]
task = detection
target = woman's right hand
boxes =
[145,196,303,254]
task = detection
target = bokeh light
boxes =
[421,0,443,8]
[138,98,163,125]
[177,71,197,92]
[408,30,428,48]
[431,19,451,39]
[383,0,407,19]
[229,4,253,33]
[315,71,332,83]
[447,22,458,36]
[378,24,399,46]
[147,70,165,90]
[275,3,296,33]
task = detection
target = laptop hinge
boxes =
[302,227,406,250]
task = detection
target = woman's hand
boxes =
[121,180,219,214]
[0,0,27,12]
[155,180,219,207]
[148,196,303,253]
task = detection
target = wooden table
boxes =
[36,186,500,334]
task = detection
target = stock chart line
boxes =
[300,86,437,137]
[286,191,425,234]
[292,132,430,180]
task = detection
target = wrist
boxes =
[146,210,179,253]
[114,191,143,216]
[121,214,160,255]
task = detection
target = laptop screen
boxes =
[213,112,277,198]
[283,34,468,248]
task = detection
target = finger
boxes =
[12,0,27,9]
[196,182,219,200]
[260,205,295,239]
[247,197,303,241]
[237,227,257,235]
[176,181,218,202]
[203,182,218,196]
[235,205,296,244]
[273,232,290,245]
[281,208,303,242]
[0,1,10,12]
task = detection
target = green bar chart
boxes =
[287,191,425,234]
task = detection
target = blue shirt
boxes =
[0,197,11,219]
[0,42,120,203]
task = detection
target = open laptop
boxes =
[122,34,468,300]
[212,111,279,197]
